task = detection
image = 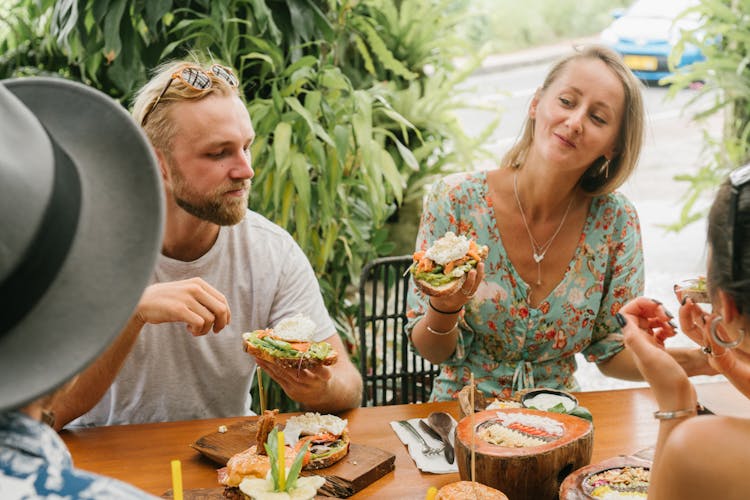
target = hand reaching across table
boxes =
[614,164,750,500]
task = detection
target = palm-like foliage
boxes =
[665,0,750,228]
[0,0,497,410]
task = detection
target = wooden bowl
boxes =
[455,409,593,500]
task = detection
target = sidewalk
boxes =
[472,36,601,75]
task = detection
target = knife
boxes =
[418,419,443,441]
[419,419,455,464]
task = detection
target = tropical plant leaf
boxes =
[102,0,126,61]
[0,0,499,413]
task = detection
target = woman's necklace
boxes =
[513,171,575,286]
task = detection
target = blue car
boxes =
[600,0,705,83]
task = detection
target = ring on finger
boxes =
[460,288,473,296]
[703,344,729,358]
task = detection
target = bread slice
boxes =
[414,273,466,297]
[243,337,338,369]
[437,481,509,500]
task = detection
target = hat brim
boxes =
[0,78,163,411]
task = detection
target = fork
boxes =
[397,420,445,456]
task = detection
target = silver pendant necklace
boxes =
[513,171,575,285]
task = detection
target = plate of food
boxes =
[191,411,395,498]
[559,455,652,500]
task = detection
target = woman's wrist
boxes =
[653,404,700,420]
[426,323,459,336]
[428,299,463,315]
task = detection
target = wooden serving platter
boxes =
[190,419,395,498]
[162,487,329,499]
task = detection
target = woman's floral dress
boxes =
[406,170,644,401]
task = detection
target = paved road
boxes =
[455,53,725,390]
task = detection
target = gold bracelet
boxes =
[653,408,697,420]
[426,323,458,336]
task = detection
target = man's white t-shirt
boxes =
[73,210,334,426]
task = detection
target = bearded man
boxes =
[56,61,362,428]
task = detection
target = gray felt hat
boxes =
[0,77,164,411]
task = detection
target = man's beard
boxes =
[170,166,250,226]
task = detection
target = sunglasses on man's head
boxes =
[140,64,239,126]
[728,162,750,282]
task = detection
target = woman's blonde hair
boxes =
[131,59,241,152]
[501,44,645,196]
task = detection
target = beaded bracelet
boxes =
[428,299,463,315]
[653,407,698,420]
[426,323,459,336]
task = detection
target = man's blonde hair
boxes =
[132,60,241,152]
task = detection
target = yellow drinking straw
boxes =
[257,366,266,414]
[470,373,476,484]
[277,430,286,491]
[425,486,438,500]
[170,459,183,500]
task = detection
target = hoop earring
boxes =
[600,158,610,179]
[710,315,745,348]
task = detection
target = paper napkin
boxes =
[390,417,459,474]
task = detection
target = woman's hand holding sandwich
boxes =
[411,262,485,365]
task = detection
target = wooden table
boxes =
[61,385,666,498]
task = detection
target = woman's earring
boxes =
[600,158,610,179]
[710,315,745,348]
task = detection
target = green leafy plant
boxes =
[1,0,497,411]
[664,0,750,229]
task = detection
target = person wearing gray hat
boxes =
[0,78,162,497]
[54,60,363,429]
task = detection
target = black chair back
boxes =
[357,255,441,406]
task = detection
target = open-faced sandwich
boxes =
[283,412,350,470]
[243,315,337,369]
[675,276,709,303]
[411,232,489,297]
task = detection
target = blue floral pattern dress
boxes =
[406,170,644,401]
[0,411,156,499]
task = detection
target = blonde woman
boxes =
[407,45,713,400]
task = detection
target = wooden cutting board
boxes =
[162,488,329,499]
[190,419,395,498]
